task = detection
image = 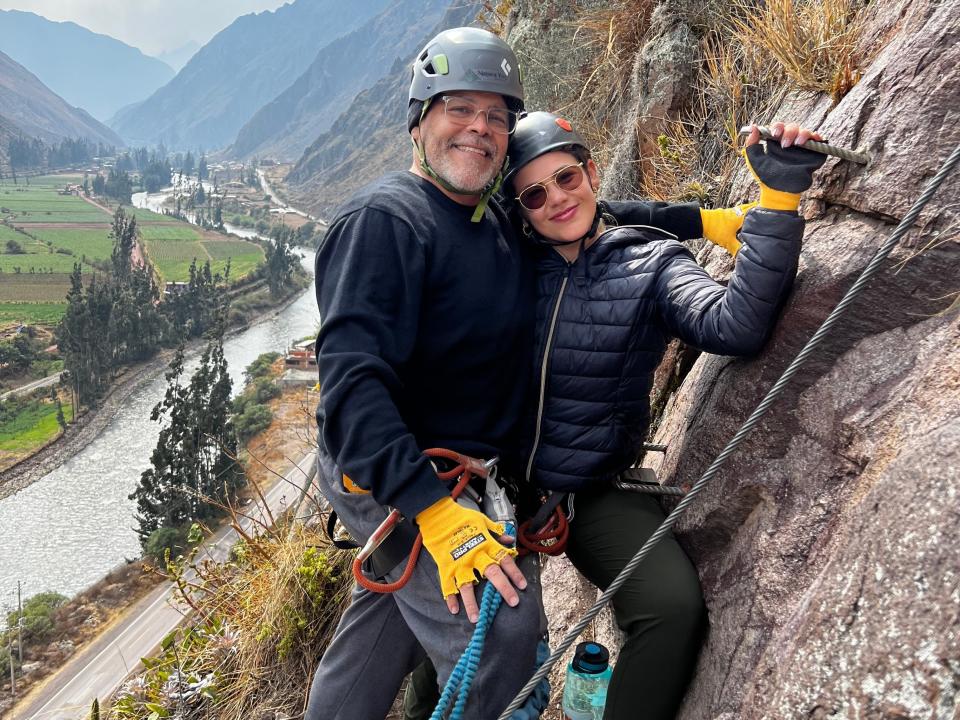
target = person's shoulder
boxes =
[333,171,429,224]
[599,224,685,255]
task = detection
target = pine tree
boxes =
[264,231,295,297]
[58,264,91,405]
[109,207,137,281]
[131,327,243,543]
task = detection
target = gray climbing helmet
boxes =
[504,111,590,191]
[409,27,524,122]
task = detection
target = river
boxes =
[0,193,320,602]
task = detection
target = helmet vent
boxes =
[422,62,437,76]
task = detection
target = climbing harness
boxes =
[339,447,548,719]
[517,443,684,556]
[497,141,960,720]
[350,448,498,594]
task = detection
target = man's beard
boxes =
[423,134,503,194]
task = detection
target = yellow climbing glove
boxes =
[342,473,370,494]
[743,139,827,211]
[415,496,517,599]
[699,203,757,256]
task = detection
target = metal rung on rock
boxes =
[616,467,687,496]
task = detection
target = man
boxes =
[305,27,543,720]
[307,25,741,720]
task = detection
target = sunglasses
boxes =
[515,163,585,211]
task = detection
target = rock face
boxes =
[518,0,960,717]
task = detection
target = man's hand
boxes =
[416,496,528,623]
[743,122,827,211]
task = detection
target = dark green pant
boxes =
[404,486,706,720]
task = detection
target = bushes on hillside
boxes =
[6,590,68,642]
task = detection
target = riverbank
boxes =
[0,278,311,502]
[1,373,319,719]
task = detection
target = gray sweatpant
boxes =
[304,448,544,720]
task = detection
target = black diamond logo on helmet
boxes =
[501,58,512,76]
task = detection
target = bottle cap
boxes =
[572,641,609,674]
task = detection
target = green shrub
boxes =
[7,590,68,641]
[253,377,281,403]
[235,403,272,442]
[144,526,189,564]
[244,352,280,381]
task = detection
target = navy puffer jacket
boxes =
[525,207,804,491]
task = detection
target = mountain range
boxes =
[0,10,174,122]
[285,1,482,219]
[228,0,453,161]
[107,0,393,151]
[0,49,123,149]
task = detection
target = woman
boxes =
[505,113,823,719]
[406,114,825,719]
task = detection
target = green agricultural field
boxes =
[0,400,74,453]
[0,302,67,325]
[0,224,37,247]
[146,236,263,283]
[202,240,263,278]
[145,240,210,281]
[140,224,202,242]
[27,228,114,263]
[0,186,110,224]
[0,251,86,273]
[1,173,265,300]
[0,273,74,302]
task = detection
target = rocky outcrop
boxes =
[528,0,960,717]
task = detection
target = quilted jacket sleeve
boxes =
[653,207,804,356]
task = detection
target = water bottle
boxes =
[562,641,613,720]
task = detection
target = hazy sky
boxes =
[0,0,290,56]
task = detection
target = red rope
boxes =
[352,448,482,594]
[517,506,569,556]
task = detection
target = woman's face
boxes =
[512,150,600,245]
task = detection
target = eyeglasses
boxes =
[515,163,585,211]
[438,95,519,135]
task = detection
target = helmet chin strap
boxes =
[411,98,506,223]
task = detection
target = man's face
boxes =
[413,91,510,195]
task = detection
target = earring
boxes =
[522,220,533,238]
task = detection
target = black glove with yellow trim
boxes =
[416,496,516,599]
[743,140,826,211]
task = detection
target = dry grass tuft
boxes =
[734,0,863,104]
[476,0,514,36]
[109,514,353,720]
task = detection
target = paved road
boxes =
[257,170,326,225]
[14,451,317,720]
[0,373,63,401]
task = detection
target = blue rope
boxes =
[431,523,522,720]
